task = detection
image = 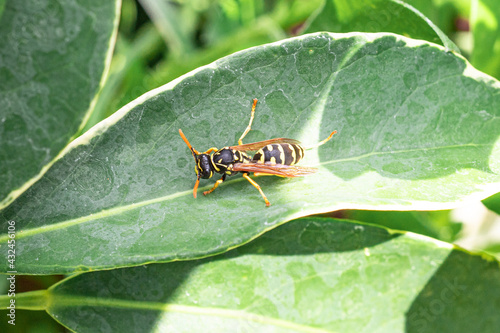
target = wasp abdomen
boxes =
[253,143,304,165]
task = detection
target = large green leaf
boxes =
[471,0,500,79]
[4,218,499,332]
[0,0,121,208]
[1,32,500,274]
[303,0,459,52]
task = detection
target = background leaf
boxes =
[0,0,121,208]
[138,0,195,57]
[5,218,499,332]
[1,32,500,274]
[0,0,5,21]
[334,210,461,242]
[471,0,500,79]
[404,0,468,38]
[303,0,459,52]
[483,192,500,216]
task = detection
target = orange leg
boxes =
[203,174,226,196]
[238,99,258,145]
[243,173,270,207]
[201,147,218,154]
[303,130,337,150]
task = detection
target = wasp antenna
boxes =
[179,129,200,155]
[304,130,337,150]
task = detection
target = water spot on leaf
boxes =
[73,159,114,200]
[117,184,129,199]
[181,82,207,109]
[295,43,331,87]
[260,114,270,124]
[146,176,155,186]
[177,157,188,169]
[354,225,365,232]
[382,161,414,175]
[475,110,493,121]
[115,134,124,145]
[1,113,27,141]
[191,108,201,118]
[286,261,314,280]
[197,120,211,134]
[146,168,170,186]
[264,90,294,125]
[403,72,417,90]
[423,86,440,102]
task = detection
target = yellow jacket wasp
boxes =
[179,99,336,206]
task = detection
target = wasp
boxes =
[179,99,336,206]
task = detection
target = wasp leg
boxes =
[303,130,337,150]
[203,174,226,196]
[238,99,258,145]
[243,173,270,207]
[201,147,219,154]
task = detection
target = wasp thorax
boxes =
[212,148,235,165]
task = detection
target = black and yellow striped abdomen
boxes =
[252,143,304,165]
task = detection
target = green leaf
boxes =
[80,24,165,133]
[139,0,196,56]
[303,0,460,52]
[471,0,500,79]
[403,0,462,37]
[0,0,121,208]
[483,192,500,215]
[6,218,500,332]
[339,210,461,242]
[203,0,263,46]
[1,32,500,274]
[0,0,5,22]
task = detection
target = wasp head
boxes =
[194,153,213,179]
[179,129,215,198]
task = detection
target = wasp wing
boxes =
[232,161,317,178]
[228,138,301,152]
